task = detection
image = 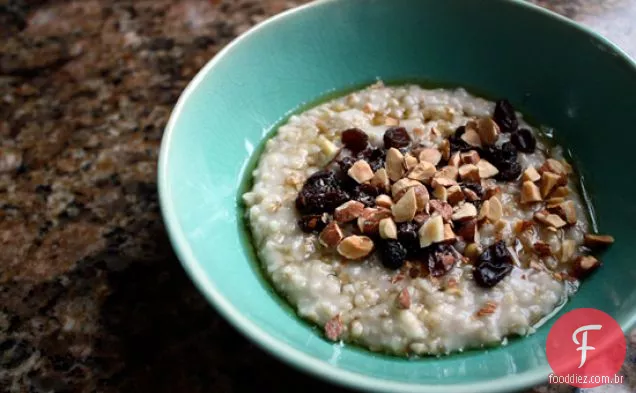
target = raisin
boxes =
[482,142,522,181]
[341,128,369,153]
[350,183,379,207]
[396,222,421,257]
[357,147,386,171]
[493,99,519,133]
[449,126,473,153]
[378,240,407,269]
[298,214,327,233]
[510,128,536,153]
[474,240,514,288]
[424,243,459,277]
[336,156,356,173]
[295,170,349,214]
[496,161,522,181]
[383,127,411,149]
[461,182,484,198]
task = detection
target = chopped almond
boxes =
[433,184,448,201]
[397,288,411,309]
[404,153,418,171]
[357,208,392,234]
[439,139,451,161]
[337,235,374,259]
[348,160,374,183]
[477,159,499,179]
[540,158,567,176]
[572,255,600,278]
[457,219,479,242]
[431,176,457,188]
[514,220,534,234]
[408,161,436,182]
[487,196,503,222]
[483,186,501,200]
[319,222,344,247]
[475,118,500,145]
[386,148,406,181]
[461,129,482,147]
[375,194,393,209]
[458,164,481,183]
[545,197,565,208]
[461,150,480,164]
[334,200,366,223]
[392,187,417,222]
[583,234,615,249]
[412,185,430,212]
[451,202,478,222]
[418,148,442,165]
[449,152,461,168]
[478,200,490,221]
[370,168,390,192]
[540,171,561,197]
[429,200,453,222]
[436,165,458,180]
[379,218,398,239]
[391,178,421,199]
[520,181,542,204]
[443,223,456,243]
[552,200,577,224]
[463,187,480,202]
[560,239,576,262]
[413,212,430,225]
[522,167,541,182]
[534,210,567,229]
[551,186,569,198]
[447,185,465,205]
[419,214,445,247]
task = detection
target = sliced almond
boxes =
[449,152,461,168]
[447,185,465,205]
[540,171,561,197]
[419,215,445,247]
[534,210,567,229]
[457,219,479,242]
[375,194,393,209]
[477,200,490,221]
[391,178,421,199]
[583,234,615,249]
[477,159,499,179]
[319,222,344,247]
[429,200,453,222]
[386,148,406,182]
[348,160,374,183]
[451,202,477,222]
[460,150,480,164]
[337,235,374,259]
[334,200,366,223]
[357,208,392,234]
[460,129,482,147]
[487,196,503,222]
[552,200,577,225]
[475,118,500,145]
[522,166,541,182]
[407,161,436,182]
[560,239,576,262]
[462,187,480,202]
[370,168,390,192]
[520,181,542,204]
[551,186,570,198]
[379,218,398,239]
[392,187,417,222]
[442,223,456,243]
[439,139,451,161]
[418,148,442,165]
[404,153,418,171]
[572,255,600,278]
[540,158,567,176]
[412,185,430,212]
[458,164,481,183]
[433,184,448,201]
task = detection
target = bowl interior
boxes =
[159,0,636,391]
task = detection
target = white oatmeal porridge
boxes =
[242,82,614,356]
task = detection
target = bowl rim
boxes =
[158,0,636,391]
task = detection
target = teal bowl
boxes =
[158,0,636,391]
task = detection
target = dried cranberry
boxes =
[357,147,386,171]
[295,170,349,214]
[510,128,536,153]
[341,128,369,153]
[397,222,421,257]
[383,127,411,149]
[493,99,519,133]
[378,240,407,269]
[424,243,459,277]
[298,214,327,233]
[474,240,514,288]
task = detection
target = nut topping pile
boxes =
[295,99,614,288]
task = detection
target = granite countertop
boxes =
[0,1,634,392]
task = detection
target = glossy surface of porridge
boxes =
[242,82,613,355]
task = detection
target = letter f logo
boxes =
[572,324,602,368]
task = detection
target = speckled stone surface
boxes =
[0,1,634,392]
